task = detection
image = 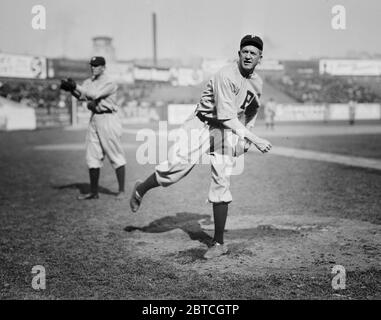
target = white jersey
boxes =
[196,61,263,126]
[80,73,119,113]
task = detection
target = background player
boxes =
[129,35,272,259]
[60,56,126,200]
[264,97,277,129]
[348,97,357,125]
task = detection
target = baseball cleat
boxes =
[203,242,228,259]
[129,180,143,212]
[77,193,99,200]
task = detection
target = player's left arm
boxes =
[71,89,87,101]
[61,78,90,102]
[76,81,117,101]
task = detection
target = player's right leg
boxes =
[129,176,154,213]
[96,114,127,199]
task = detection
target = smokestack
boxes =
[152,12,157,67]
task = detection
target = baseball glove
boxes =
[60,78,76,92]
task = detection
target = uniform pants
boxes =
[86,113,126,169]
[155,112,246,203]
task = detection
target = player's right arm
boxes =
[76,81,117,101]
[222,117,272,153]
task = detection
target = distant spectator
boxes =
[348,99,356,125]
[323,103,330,124]
[0,79,63,111]
[264,97,277,130]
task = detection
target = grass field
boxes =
[0,121,380,300]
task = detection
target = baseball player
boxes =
[264,97,277,129]
[130,35,272,259]
[348,98,356,125]
[60,56,126,200]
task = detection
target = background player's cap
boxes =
[240,35,263,51]
[89,56,106,67]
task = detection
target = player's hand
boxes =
[253,137,272,153]
[66,78,77,91]
[60,79,71,92]
[60,78,76,92]
[233,138,251,157]
[243,140,252,153]
[241,138,252,153]
[87,100,101,113]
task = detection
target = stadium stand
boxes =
[2,56,381,129]
[266,75,381,103]
[0,79,69,110]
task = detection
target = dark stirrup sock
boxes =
[115,165,125,192]
[212,202,228,244]
[136,173,160,197]
[89,168,100,195]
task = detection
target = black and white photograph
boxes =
[0,0,380,305]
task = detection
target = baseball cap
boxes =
[89,56,106,66]
[240,35,263,51]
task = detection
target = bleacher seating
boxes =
[266,75,381,104]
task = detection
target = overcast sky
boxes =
[0,0,380,61]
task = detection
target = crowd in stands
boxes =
[0,79,70,111]
[118,82,199,105]
[118,82,153,103]
[2,74,381,114]
[0,79,197,112]
[267,75,381,103]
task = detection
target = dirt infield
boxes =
[0,122,380,299]
[125,212,380,277]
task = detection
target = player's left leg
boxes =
[115,165,125,199]
[211,202,229,243]
[96,114,127,199]
[204,150,234,259]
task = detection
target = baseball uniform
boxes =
[155,61,263,203]
[78,73,126,169]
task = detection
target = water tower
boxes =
[92,36,116,63]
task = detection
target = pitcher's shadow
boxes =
[52,183,117,195]
[124,212,214,246]
[125,212,301,246]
